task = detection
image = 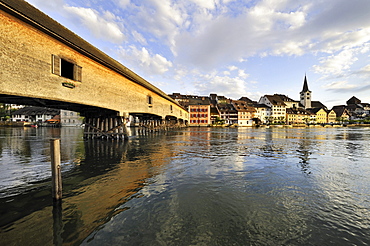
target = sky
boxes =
[25,0,370,108]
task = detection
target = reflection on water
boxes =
[0,127,370,245]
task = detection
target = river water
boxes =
[0,126,369,245]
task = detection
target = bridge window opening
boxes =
[61,59,74,80]
[147,95,153,105]
[52,55,82,82]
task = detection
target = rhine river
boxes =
[0,126,369,245]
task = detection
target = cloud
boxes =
[189,0,217,10]
[353,64,370,78]
[324,80,370,93]
[238,69,249,79]
[131,30,147,45]
[195,75,247,98]
[191,68,254,99]
[306,0,370,37]
[64,6,126,44]
[173,0,370,71]
[312,49,358,76]
[174,1,311,68]
[115,0,131,8]
[132,0,187,47]
[118,46,173,75]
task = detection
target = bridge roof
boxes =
[0,0,180,107]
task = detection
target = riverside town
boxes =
[1,75,370,128]
[169,76,370,127]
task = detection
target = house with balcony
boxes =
[217,100,238,125]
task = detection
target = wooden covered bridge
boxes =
[0,0,188,139]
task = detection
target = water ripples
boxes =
[1,127,370,245]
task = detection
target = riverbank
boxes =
[0,121,25,127]
[209,123,370,128]
[0,121,62,127]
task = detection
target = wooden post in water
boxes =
[50,139,62,200]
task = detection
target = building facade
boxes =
[60,110,83,126]
[286,108,311,124]
[232,100,256,126]
[188,98,211,126]
[258,95,287,124]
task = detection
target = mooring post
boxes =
[50,139,62,200]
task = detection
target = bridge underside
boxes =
[1,95,187,139]
[0,94,117,117]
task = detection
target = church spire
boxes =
[300,74,311,109]
[301,74,309,92]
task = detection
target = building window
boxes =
[52,55,82,81]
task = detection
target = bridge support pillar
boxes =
[84,116,129,139]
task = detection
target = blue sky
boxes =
[25,0,370,108]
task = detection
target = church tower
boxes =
[300,75,311,109]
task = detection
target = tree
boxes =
[0,104,17,121]
[214,116,225,125]
[335,117,345,124]
[277,116,285,124]
[265,116,274,124]
[0,104,9,120]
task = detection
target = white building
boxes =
[253,104,270,124]
[258,95,287,124]
[11,106,59,122]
